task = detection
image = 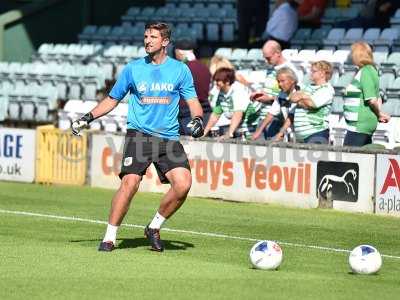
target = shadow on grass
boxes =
[118,237,194,251]
[70,237,194,251]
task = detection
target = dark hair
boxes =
[213,67,235,85]
[145,22,171,40]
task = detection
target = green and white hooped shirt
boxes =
[253,61,303,118]
[343,65,379,135]
[294,83,334,140]
[212,82,250,118]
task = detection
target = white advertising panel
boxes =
[0,128,36,182]
[375,155,400,217]
[90,133,375,212]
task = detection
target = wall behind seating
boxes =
[0,0,85,62]
[89,0,163,26]
[0,0,163,62]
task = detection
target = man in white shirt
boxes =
[250,40,303,139]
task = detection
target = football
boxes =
[348,245,382,274]
[249,240,283,270]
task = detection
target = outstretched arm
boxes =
[71,96,119,135]
[219,111,244,140]
[203,113,220,137]
[91,96,119,118]
[252,113,274,140]
[274,115,293,141]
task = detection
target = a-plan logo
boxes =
[380,158,400,194]
[316,161,359,202]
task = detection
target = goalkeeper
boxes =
[72,22,203,252]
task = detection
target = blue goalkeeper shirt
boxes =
[109,56,197,140]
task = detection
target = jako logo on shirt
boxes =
[150,83,174,92]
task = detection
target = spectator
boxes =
[250,40,303,139]
[174,39,212,135]
[252,67,299,141]
[237,0,270,47]
[337,0,400,29]
[290,60,334,144]
[343,42,390,147]
[298,0,327,28]
[208,55,251,108]
[262,0,302,49]
[203,68,254,139]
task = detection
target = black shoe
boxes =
[144,225,164,252]
[98,241,115,252]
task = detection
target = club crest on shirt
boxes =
[124,157,133,166]
[137,82,148,93]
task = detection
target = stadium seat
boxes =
[0,95,8,121]
[8,101,20,120]
[373,51,388,67]
[331,95,344,113]
[385,77,400,98]
[58,111,71,130]
[323,28,346,50]
[362,28,380,44]
[315,49,334,61]
[382,97,400,116]
[102,116,119,133]
[222,23,235,42]
[321,7,339,26]
[206,23,219,41]
[78,25,97,43]
[291,28,312,49]
[214,47,232,59]
[91,26,112,44]
[379,73,395,98]
[372,119,397,148]
[330,116,347,146]
[380,52,400,74]
[339,28,363,49]
[303,27,331,49]
[121,7,141,23]
[337,6,359,23]
[246,48,263,69]
[191,22,204,40]
[333,72,354,95]
[373,28,399,52]
[282,49,298,61]
[291,50,316,71]
[230,48,248,69]
[390,8,400,28]
[136,7,156,22]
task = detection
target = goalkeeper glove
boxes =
[71,112,94,136]
[187,116,204,138]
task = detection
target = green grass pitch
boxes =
[0,181,399,299]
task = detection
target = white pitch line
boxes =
[1,208,399,260]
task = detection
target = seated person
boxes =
[251,67,299,141]
[290,60,335,144]
[298,0,327,28]
[203,67,255,139]
[337,0,400,29]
